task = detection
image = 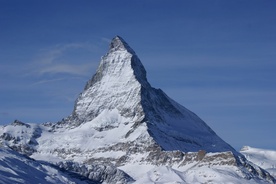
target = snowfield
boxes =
[1,143,275,183]
[241,146,276,178]
[0,145,87,184]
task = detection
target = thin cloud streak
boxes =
[30,78,68,86]
[101,37,111,44]
[28,42,99,77]
[37,42,99,64]
[30,76,85,86]
[38,63,95,76]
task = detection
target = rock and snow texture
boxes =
[61,35,236,153]
[0,36,275,183]
[0,145,133,184]
[0,146,87,184]
[241,146,276,178]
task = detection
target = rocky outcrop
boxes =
[57,161,134,184]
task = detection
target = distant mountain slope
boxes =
[241,146,276,178]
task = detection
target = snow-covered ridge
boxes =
[109,35,136,54]
[241,146,276,178]
[0,146,87,184]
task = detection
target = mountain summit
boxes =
[110,36,136,54]
[0,36,275,183]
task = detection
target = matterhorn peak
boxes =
[84,35,149,91]
[109,35,136,54]
[66,36,150,126]
[63,36,236,154]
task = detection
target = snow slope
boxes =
[0,145,87,184]
[241,146,276,178]
[122,151,274,184]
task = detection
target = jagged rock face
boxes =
[57,161,134,184]
[65,36,149,127]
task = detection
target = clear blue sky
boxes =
[1,0,275,150]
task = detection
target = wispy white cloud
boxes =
[38,42,98,62]
[101,37,111,44]
[38,63,94,76]
[30,77,69,86]
[29,42,99,77]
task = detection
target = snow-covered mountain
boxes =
[0,36,275,183]
[241,146,276,178]
[0,145,86,184]
[60,35,236,153]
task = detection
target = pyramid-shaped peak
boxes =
[109,36,136,54]
[65,36,235,154]
[83,36,149,92]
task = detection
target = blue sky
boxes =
[1,0,276,150]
